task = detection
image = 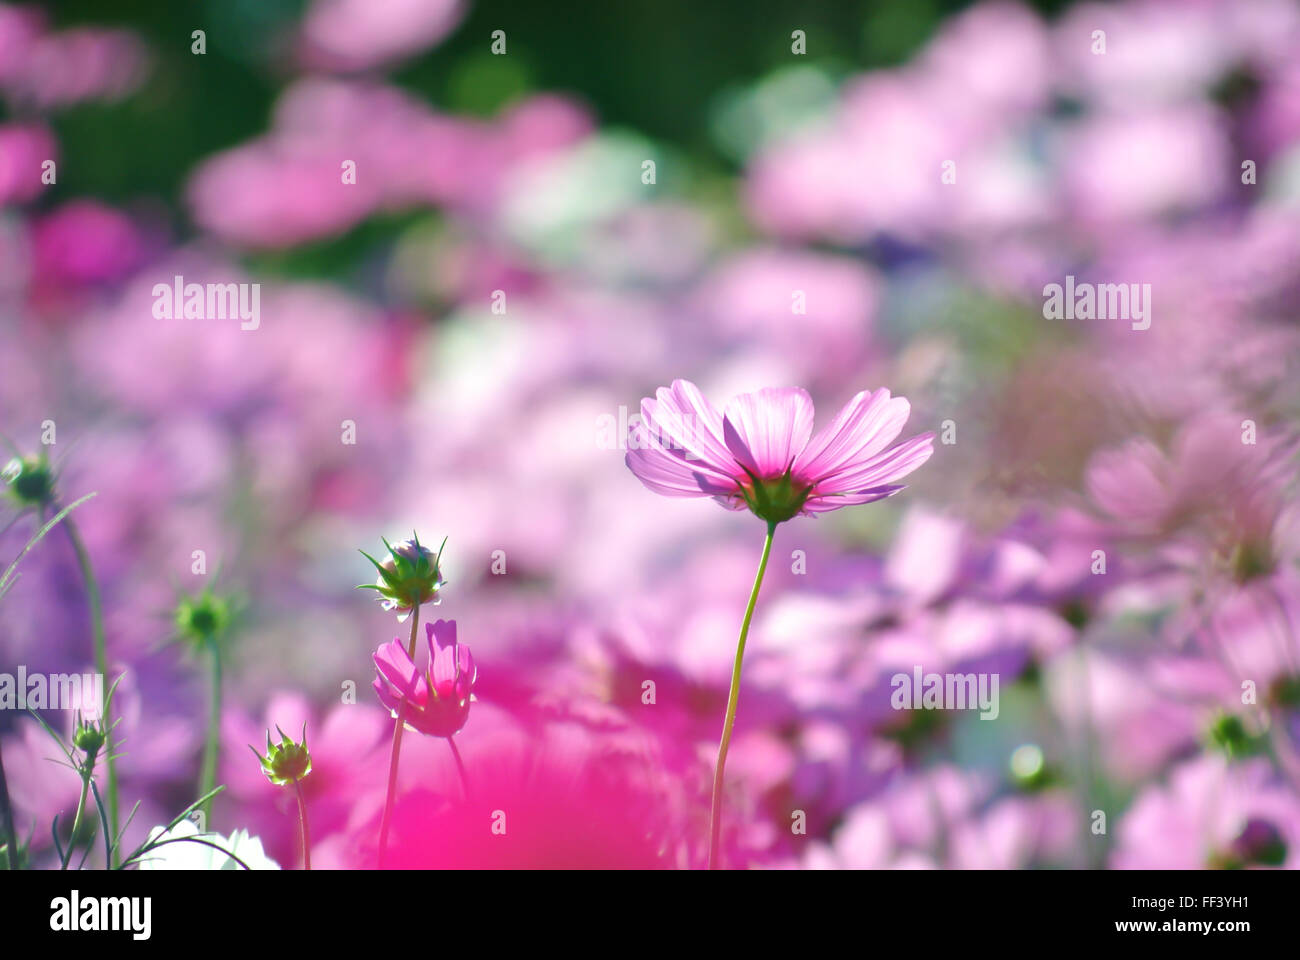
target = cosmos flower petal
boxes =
[802,484,906,512]
[427,619,457,650]
[431,649,457,698]
[641,379,738,476]
[456,645,476,698]
[625,423,740,498]
[814,432,935,495]
[795,388,911,480]
[372,638,420,700]
[372,675,403,715]
[722,387,815,477]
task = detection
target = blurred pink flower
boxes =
[626,379,934,522]
[916,1,1051,119]
[298,0,465,72]
[343,721,679,868]
[29,199,143,290]
[0,123,55,206]
[1086,413,1294,573]
[188,79,590,248]
[744,74,954,243]
[1114,754,1300,868]
[692,250,880,387]
[1057,105,1231,224]
[3,26,148,109]
[0,5,44,87]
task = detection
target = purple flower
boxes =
[625,379,933,524]
[372,620,476,738]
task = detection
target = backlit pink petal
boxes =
[803,484,905,512]
[642,379,737,475]
[722,387,815,478]
[372,638,420,700]
[431,644,458,697]
[455,645,476,699]
[427,618,457,650]
[625,421,740,498]
[795,388,911,481]
[371,675,403,715]
[814,432,935,494]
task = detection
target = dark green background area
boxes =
[22,0,1067,270]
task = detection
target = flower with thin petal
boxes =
[626,379,933,524]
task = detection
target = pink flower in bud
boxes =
[372,620,475,738]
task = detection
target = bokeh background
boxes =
[4,0,1300,869]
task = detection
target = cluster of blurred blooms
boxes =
[4,0,1300,868]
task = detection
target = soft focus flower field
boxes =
[3,0,1300,870]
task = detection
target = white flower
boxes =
[137,819,280,870]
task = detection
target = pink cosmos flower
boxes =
[625,379,934,524]
[372,620,476,738]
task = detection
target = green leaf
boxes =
[0,493,96,601]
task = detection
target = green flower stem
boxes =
[62,515,118,866]
[448,736,469,803]
[293,778,311,871]
[0,739,20,869]
[60,775,92,870]
[708,520,776,870]
[377,606,420,868]
[199,638,221,823]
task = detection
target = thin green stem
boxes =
[60,775,92,870]
[448,736,469,803]
[62,515,118,866]
[708,520,776,870]
[199,638,221,823]
[293,778,311,870]
[377,606,420,868]
[89,779,112,869]
[0,738,20,869]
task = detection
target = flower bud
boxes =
[3,454,55,508]
[173,588,232,647]
[251,724,312,785]
[72,714,107,759]
[358,534,446,620]
[1206,711,1264,759]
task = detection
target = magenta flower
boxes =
[372,620,476,739]
[625,380,933,524]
